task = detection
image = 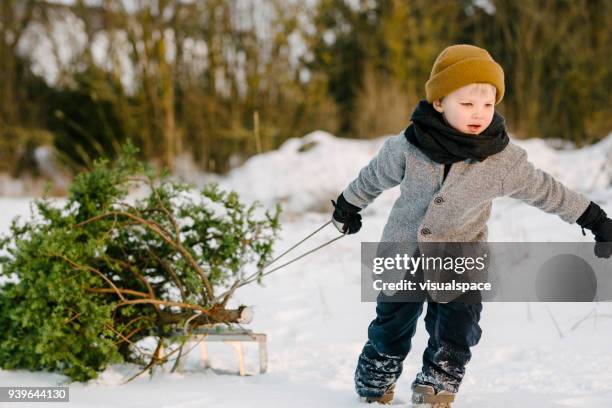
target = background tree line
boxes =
[1,0,610,181]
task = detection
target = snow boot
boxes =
[411,384,455,408]
[364,383,396,405]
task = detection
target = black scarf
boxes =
[404,100,509,164]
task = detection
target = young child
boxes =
[330,44,612,407]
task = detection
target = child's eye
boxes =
[461,103,473,107]
[485,104,493,107]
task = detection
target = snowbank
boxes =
[220,131,612,216]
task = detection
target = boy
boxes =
[330,44,612,407]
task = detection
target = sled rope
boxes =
[239,220,346,286]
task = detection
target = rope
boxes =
[238,220,346,287]
[263,220,334,269]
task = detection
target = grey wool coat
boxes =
[342,130,590,249]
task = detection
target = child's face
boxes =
[432,84,496,135]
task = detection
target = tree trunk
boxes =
[158,305,253,327]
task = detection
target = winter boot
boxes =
[364,383,396,404]
[411,384,455,408]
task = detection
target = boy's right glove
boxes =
[331,193,362,234]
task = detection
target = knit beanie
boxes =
[425,44,505,105]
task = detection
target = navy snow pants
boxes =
[355,265,483,398]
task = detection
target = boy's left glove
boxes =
[577,201,612,258]
[592,219,612,258]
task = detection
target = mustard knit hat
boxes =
[425,44,505,105]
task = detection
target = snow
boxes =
[220,130,388,215]
[18,8,88,86]
[1,132,612,407]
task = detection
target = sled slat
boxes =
[189,330,267,375]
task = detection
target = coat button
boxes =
[421,228,431,235]
[434,197,444,204]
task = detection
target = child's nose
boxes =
[472,109,484,119]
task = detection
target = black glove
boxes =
[331,193,362,234]
[576,201,612,259]
[592,219,612,258]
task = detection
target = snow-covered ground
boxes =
[1,132,611,407]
